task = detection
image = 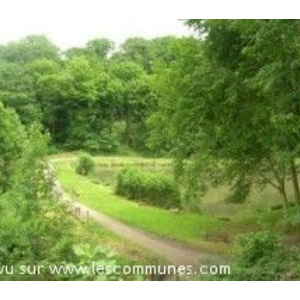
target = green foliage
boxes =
[0,35,59,64]
[60,244,118,281]
[86,38,114,59]
[0,34,163,154]
[149,20,300,207]
[227,231,300,280]
[108,60,155,152]
[0,120,76,280]
[0,61,42,124]
[76,153,95,176]
[3,22,300,280]
[116,167,180,209]
[0,102,26,193]
[236,231,280,268]
[283,208,300,233]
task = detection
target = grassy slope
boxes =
[57,165,241,251]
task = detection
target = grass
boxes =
[50,152,172,167]
[56,164,238,251]
[54,154,291,254]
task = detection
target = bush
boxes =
[116,167,180,209]
[223,230,300,280]
[284,208,300,233]
[76,153,95,176]
[236,231,281,268]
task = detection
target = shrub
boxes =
[76,153,95,176]
[60,244,143,281]
[236,231,281,268]
[284,208,300,233]
[222,230,300,280]
[116,167,180,209]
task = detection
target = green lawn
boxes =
[50,153,172,167]
[56,165,237,251]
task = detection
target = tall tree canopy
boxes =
[150,20,300,208]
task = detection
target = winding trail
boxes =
[48,162,214,272]
[74,202,201,267]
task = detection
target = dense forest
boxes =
[2,20,300,281]
[0,34,185,154]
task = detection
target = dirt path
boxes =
[60,191,203,268]
[75,201,202,268]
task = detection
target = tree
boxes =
[117,36,179,74]
[0,61,41,124]
[65,38,114,60]
[0,36,60,125]
[0,35,59,64]
[149,20,300,208]
[109,60,155,151]
[87,38,114,59]
[0,121,76,279]
[0,102,26,193]
[119,38,152,72]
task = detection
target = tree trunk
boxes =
[266,158,289,208]
[290,159,300,205]
[52,120,56,138]
[279,184,289,208]
[125,114,132,146]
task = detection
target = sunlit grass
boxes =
[54,154,288,253]
[56,165,236,251]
